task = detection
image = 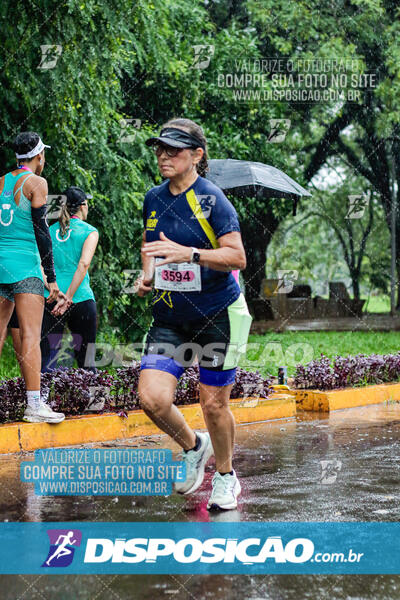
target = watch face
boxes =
[193,252,201,263]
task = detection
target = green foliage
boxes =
[1,0,399,348]
[246,329,400,377]
[267,164,391,298]
[0,0,301,330]
[0,0,181,341]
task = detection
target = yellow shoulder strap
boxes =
[185,188,218,249]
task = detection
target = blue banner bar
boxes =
[0,522,398,574]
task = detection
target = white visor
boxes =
[15,138,51,159]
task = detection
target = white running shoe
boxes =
[23,401,65,424]
[207,469,241,510]
[174,431,214,495]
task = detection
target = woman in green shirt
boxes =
[0,131,69,423]
[41,186,99,372]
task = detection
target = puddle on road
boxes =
[1,403,399,523]
[0,403,399,599]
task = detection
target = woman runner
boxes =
[0,131,70,423]
[137,118,252,510]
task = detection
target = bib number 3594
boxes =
[154,259,201,291]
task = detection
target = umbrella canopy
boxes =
[206,159,311,202]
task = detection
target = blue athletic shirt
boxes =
[143,174,241,323]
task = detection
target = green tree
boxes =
[246,0,400,306]
[267,166,391,303]
[0,0,193,341]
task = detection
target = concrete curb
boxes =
[294,382,400,412]
[0,394,295,454]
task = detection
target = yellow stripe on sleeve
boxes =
[185,188,218,249]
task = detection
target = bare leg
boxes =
[138,369,196,450]
[11,328,23,373]
[14,293,44,391]
[200,382,235,473]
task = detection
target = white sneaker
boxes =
[207,469,241,510]
[39,400,65,418]
[174,431,214,495]
[23,401,65,424]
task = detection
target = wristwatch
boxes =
[190,247,201,264]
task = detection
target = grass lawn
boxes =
[1,329,399,382]
[241,330,400,377]
[0,337,20,381]
[363,295,391,313]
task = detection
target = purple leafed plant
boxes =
[293,352,400,390]
[0,364,272,424]
[112,365,141,411]
[230,368,272,400]
[42,367,115,415]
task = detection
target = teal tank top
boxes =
[43,218,98,303]
[0,171,43,284]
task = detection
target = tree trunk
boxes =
[240,208,280,300]
[351,276,360,301]
[242,237,266,299]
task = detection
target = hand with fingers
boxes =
[50,291,73,316]
[142,231,191,267]
[136,274,153,297]
[46,281,60,304]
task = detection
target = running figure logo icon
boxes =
[42,529,82,567]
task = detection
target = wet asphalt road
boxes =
[0,402,399,599]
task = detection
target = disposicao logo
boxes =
[42,529,82,567]
[83,536,314,564]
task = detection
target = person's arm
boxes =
[64,230,99,301]
[40,263,73,317]
[137,230,155,297]
[40,265,50,291]
[27,176,59,303]
[141,230,246,271]
[51,231,98,317]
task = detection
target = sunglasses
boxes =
[153,143,188,158]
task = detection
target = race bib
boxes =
[154,258,201,291]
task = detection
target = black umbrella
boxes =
[206,159,311,215]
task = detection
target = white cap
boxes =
[15,137,51,159]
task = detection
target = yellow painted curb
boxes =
[230,394,296,422]
[294,390,315,411]
[271,384,296,397]
[0,423,20,454]
[0,395,296,454]
[294,382,400,412]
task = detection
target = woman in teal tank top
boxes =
[41,186,99,372]
[0,131,71,424]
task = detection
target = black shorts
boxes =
[141,293,252,386]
